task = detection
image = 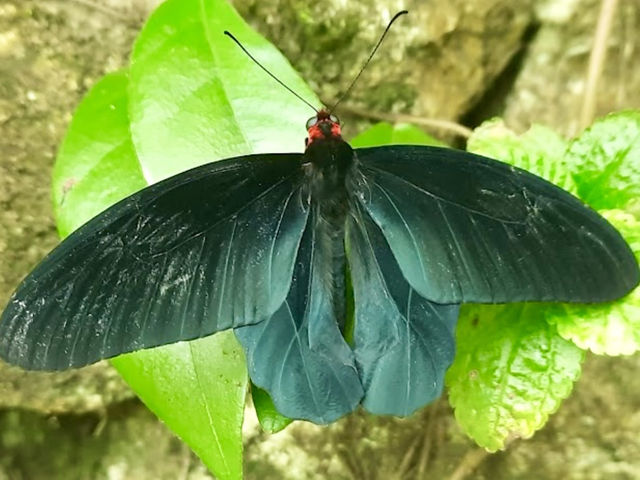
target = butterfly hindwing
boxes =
[235,207,363,424]
[0,154,309,370]
[346,203,458,416]
[353,145,639,304]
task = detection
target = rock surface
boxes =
[502,0,640,136]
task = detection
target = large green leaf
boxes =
[446,304,583,451]
[546,210,640,355]
[52,71,146,237]
[111,331,247,479]
[564,110,640,215]
[128,0,318,181]
[467,118,577,195]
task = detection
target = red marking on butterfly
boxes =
[305,109,342,147]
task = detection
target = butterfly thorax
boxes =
[303,109,355,205]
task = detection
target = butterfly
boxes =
[0,105,638,424]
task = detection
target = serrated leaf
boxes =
[349,121,444,148]
[128,0,318,182]
[467,118,577,195]
[52,71,146,237]
[251,386,293,434]
[546,210,640,355]
[565,110,640,214]
[446,304,584,451]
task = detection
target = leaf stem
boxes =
[416,402,438,477]
[333,103,473,139]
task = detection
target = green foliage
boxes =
[53,67,249,480]
[111,332,248,479]
[128,0,316,181]
[446,304,583,451]
[52,71,146,237]
[546,210,640,356]
[467,118,577,194]
[251,387,293,433]
[451,115,640,450]
[50,0,640,474]
[350,121,444,147]
[565,111,640,216]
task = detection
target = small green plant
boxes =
[50,0,639,477]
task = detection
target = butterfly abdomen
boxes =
[303,137,357,331]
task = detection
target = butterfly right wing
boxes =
[353,145,638,304]
[0,153,308,370]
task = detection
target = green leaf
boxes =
[565,110,640,214]
[349,121,444,148]
[53,55,253,480]
[250,386,292,434]
[546,210,640,356]
[128,0,319,181]
[467,118,577,195]
[446,304,584,451]
[111,332,248,480]
[52,71,146,237]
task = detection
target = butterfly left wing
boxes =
[0,153,308,370]
[346,202,458,416]
[235,207,363,424]
[352,145,639,305]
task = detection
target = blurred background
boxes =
[0,0,639,478]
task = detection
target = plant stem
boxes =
[580,0,619,130]
[334,104,473,139]
[448,448,490,480]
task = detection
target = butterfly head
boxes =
[305,109,342,148]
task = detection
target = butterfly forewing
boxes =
[0,154,308,370]
[353,145,639,304]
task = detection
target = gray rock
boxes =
[503,0,640,136]
[233,0,534,125]
[0,1,140,414]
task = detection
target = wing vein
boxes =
[268,187,297,298]
[179,234,207,338]
[149,174,293,259]
[366,165,526,225]
[139,254,169,343]
[373,182,430,293]
[216,215,238,324]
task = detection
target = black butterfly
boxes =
[0,106,638,424]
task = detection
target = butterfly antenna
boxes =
[224,31,319,113]
[330,10,408,114]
